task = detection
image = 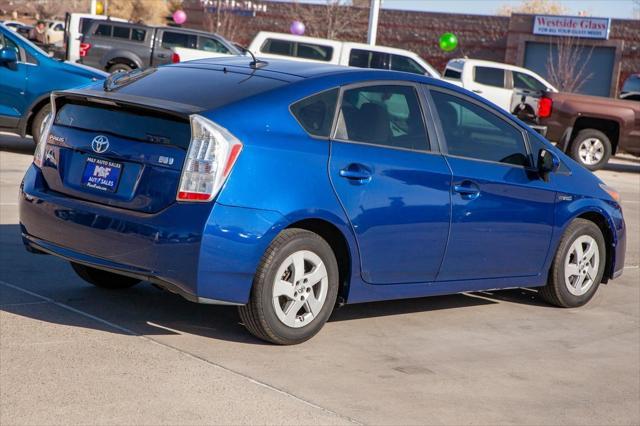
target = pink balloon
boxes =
[173,10,187,25]
[290,20,305,35]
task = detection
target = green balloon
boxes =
[439,32,458,52]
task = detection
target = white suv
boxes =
[443,58,557,112]
[248,31,440,78]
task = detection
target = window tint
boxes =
[348,49,389,70]
[336,85,428,151]
[390,55,425,75]
[94,24,112,37]
[296,42,332,61]
[112,26,130,39]
[474,66,505,88]
[262,39,293,56]
[199,36,229,53]
[444,68,462,80]
[162,32,196,49]
[131,28,146,42]
[513,71,546,91]
[431,90,530,166]
[290,89,339,137]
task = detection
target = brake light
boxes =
[34,95,56,169]
[177,115,243,202]
[79,42,91,57]
[172,52,181,63]
[538,96,553,118]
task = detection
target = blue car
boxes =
[0,24,106,143]
[19,57,626,344]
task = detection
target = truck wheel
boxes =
[238,229,339,345]
[71,262,141,289]
[570,129,612,171]
[108,63,133,74]
[31,103,52,144]
[539,219,606,308]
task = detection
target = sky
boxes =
[285,0,638,20]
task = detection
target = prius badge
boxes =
[91,135,109,154]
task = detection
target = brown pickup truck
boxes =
[536,91,640,170]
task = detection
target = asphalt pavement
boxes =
[1,132,639,425]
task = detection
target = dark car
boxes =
[79,21,241,73]
[21,57,626,344]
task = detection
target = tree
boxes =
[107,0,169,25]
[286,0,368,41]
[497,0,568,15]
[545,37,594,93]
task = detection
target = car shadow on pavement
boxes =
[0,222,549,345]
[0,133,35,155]
[603,162,640,173]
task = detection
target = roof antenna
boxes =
[240,47,268,69]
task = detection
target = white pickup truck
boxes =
[443,58,557,113]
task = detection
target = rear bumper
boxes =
[19,164,283,305]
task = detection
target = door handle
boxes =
[157,53,168,59]
[453,181,480,199]
[472,89,483,94]
[339,164,372,184]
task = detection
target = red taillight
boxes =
[177,191,211,201]
[172,52,180,63]
[79,42,91,58]
[538,96,553,118]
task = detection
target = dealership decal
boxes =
[533,15,610,40]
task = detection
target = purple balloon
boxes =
[290,20,305,35]
[173,10,187,25]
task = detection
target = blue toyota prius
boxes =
[19,57,626,344]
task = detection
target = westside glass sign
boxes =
[533,15,611,40]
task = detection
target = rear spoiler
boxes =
[51,88,204,120]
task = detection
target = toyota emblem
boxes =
[91,135,109,154]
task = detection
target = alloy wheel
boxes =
[272,250,328,328]
[578,138,605,165]
[564,235,600,296]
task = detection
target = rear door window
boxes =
[162,31,197,49]
[290,88,339,137]
[390,55,425,75]
[474,66,505,88]
[94,24,112,37]
[296,42,332,61]
[112,26,130,39]
[348,49,389,70]
[261,39,293,56]
[513,71,546,91]
[336,85,429,151]
[131,28,146,42]
[198,36,230,53]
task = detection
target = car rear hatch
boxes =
[41,90,200,214]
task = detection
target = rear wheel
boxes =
[108,62,133,74]
[31,103,52,144]
[569,129,612,171]
[539,219,606,308]
[71,262,141,289]
[238,229,339,345]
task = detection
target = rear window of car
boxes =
[290,89,339,138]
[261,38,333,62]
[55,102,191,149]
[474,66,505,88]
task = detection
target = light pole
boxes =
[367,0,381,45]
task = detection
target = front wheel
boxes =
[238,229,339,345]
[539,219,606,308]
[569,129,612,171]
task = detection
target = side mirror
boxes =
[537,148,560,182]
[0,48,18,70]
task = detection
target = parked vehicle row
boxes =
[20,56,626,344]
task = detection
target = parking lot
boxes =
[1,133,638,425]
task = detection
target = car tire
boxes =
[238,229,339,345]
[108,63,133,74]
[569,129,612,171]
[539,219,606,308]
[71,262,141,289]
[31,103,51,144]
